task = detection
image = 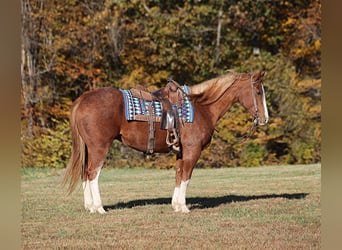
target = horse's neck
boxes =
[207,83,239,126]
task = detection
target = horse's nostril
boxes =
[257,117,269,126]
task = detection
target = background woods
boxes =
[21,0,321,169]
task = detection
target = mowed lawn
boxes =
[21,164,320,249]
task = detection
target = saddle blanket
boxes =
[120,86,194,123]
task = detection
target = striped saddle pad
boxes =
[120,86,194,123]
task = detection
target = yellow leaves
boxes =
[309,104,321,117]
[295,78,321,118]
[47,98,72,120]
[119,67,153,89]
[279,1,320,77]
[297,78,321,89]
[22,118,71,168]
[314,39,321,50]
[268,117,283,129]
[291,39,321,59]
[283,17,296,27]
[152,70,170,84]
[119,67,171,89]
[93,8,109,23]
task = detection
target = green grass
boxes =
[21,164,320,249]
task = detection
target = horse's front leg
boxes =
[172,151,200,213]
[171,159,180,211]
[173,179,191,213]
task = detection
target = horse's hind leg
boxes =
[84,143,111,214]
[83,165,106,214]
[83,179,92,211]
[88,166,106,214]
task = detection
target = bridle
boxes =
[250,73,261,126]
[236,73,264,142]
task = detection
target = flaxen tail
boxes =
[63,100,87,194]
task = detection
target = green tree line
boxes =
[21,0,321,168]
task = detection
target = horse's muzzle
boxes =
[254,116,269,126]
[257,117,269,126]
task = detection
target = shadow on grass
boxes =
[103,193,308,211]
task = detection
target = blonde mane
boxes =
[189,72,244,105]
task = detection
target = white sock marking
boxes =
[179,180,189,205]
[89,168,106,213]
[82,180,92,210]
[172,187,180,206]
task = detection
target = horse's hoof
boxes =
[172,203,181,212]
[172,203,190,213]
[97,206,107,214]
[180,205,190,213]
[89,207,97,213]
[87,205,107,214]
[84,204,92,211]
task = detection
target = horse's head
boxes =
[238,71,269,126]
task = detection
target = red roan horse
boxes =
[63,71,269,214]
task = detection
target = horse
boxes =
[63,71,269,214]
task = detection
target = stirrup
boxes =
[166,129,180,152]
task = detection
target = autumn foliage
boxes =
[21,0,321,168]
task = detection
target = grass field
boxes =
[21,164,320,249]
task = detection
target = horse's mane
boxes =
[189,71,244,105]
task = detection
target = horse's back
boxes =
[75,87,122,108]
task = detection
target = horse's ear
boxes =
[260,71,266,77]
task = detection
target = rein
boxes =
[235,120,257,143]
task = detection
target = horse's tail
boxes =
[63,99,87,195]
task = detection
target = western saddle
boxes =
[130,79,188,153]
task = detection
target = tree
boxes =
[21,0,321,168]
